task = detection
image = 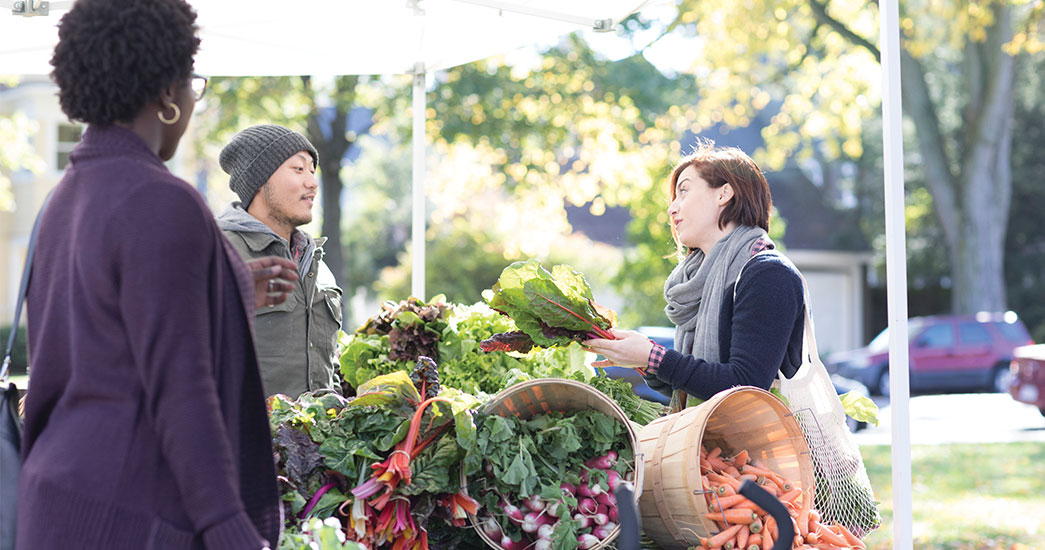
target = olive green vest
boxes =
[222,230,342,398]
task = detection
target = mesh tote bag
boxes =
[773,265,882,537]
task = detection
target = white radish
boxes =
[523,494,546,513]
[545,501,561,518]
[521,511,552,534]
[481,517,503,539]
[577,497,598,515]
[593,521,618,540]
[500,534,526,550]
[577,533,600,549]
[500,501,525,524]
[573,512,592,529]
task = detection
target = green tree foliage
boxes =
[0,75,44,211]
[1005,52,1045,342]
[656,0,1043,315]
[422,34,698,323]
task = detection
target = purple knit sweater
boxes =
[18,125,279,549]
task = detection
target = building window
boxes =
[56,123,83,170]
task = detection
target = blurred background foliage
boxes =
[96,0,1045,341]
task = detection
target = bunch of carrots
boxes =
[692,445,865,550]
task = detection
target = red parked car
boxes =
[826,312,1033,396]
[1009,344,1045,417]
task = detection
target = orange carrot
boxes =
[709,456,733,473]
[708,472,741,490]
[739,473,759,483]
[731,500,766,515]
[797,489,811,538]
[708,524,744,548]
[764,515,778,540]
[775,487,802,507]
[708,446,723,460]
[705,509,759,524]
[742,464,784,486]
[835,524,865,549]
[737,525,750,550]
[733,449,750,468]
[761,528,774,550]
[814,523,848,547]
[747,533,762,547]
[805,530,819,544]
[708,493,748,511]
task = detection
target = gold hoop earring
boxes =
[158,104,181,125]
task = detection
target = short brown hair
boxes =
[668,141,772,251]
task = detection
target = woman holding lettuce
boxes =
[583,141,805,406]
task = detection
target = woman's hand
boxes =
[247,256,299,309]
[583,329,654,369]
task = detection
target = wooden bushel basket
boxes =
[463,378,645,550]
[637,386,813,550]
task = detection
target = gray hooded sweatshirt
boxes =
[217,203,342,398]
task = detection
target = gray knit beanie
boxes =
[219,124,319,207]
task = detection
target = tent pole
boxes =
[879,0,913,548]
[411,66,427,301]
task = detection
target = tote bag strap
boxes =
[1,189,54,382]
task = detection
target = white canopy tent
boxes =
[2,1,913,548]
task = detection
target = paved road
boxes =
[852,392,1045,446]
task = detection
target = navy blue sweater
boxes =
[651,252,805,400]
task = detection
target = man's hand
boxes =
[582,328,654,369]
[247,256,298,309]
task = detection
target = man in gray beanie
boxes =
[216,124,343,398]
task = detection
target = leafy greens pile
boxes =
[340,297,596,396]
[480,260,617,352]
[339,297,452,391]
[269,360,486,550]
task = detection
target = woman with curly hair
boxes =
[17,0,294,548]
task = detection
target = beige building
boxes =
[1,78,74,326]
[0,78,203,327]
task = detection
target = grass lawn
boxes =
[860,442,1045,550]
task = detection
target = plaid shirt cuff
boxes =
[646,342,667,376]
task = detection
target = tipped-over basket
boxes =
[463,378,644,550]
[637,386,813,550]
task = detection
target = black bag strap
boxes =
[1,190,54,382]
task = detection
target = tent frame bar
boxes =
[450,0,614,31]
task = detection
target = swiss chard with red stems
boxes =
[481,260,618,351]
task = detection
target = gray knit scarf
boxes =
[664,225,772,364]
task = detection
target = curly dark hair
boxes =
[50,0,200,125]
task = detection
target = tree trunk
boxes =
[810,0,1016,315]
[951,5,1014,314]
[898,7,1014,314]
[302,76,359,296]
